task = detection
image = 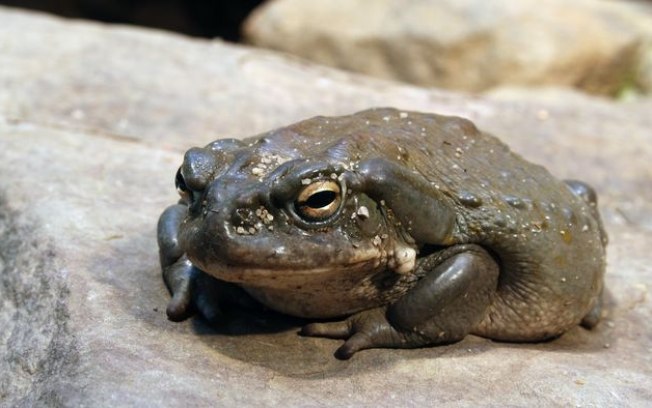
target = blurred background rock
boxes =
[2,0,650,97]
[243,0,652,98]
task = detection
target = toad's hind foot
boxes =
[300,308,430,360]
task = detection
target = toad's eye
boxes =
[295,180,342,221]
[175,168,190,200]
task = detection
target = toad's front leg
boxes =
[157,204,255,323]
[301,244,499,359]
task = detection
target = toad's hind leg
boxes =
[387,244,500,343]
[302,244,499,359]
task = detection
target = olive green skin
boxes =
[158,108,606,358]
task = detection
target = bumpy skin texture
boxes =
[158,108,607,359]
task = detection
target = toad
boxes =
[157,108,606,359]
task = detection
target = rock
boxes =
[1,6,651,406]
[244,0,652,96]
[635,39,652,94]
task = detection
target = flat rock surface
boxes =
[1,7,651,407]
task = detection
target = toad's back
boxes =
[273,108,607,340]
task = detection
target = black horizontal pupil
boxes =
[306,191,336,209]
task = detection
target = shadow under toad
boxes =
[100,233,618,379]
[181,286,619,378]
[187,305,470,378]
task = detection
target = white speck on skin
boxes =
[356,206,370,219]
[394,247,416,274]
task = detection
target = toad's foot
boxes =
[163,256,257,325]
[163,256,199,321]
[300,308,429,360]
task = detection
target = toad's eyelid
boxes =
[268,160,346,202]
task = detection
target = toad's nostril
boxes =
[234,208,254,223]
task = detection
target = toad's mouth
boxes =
[190,248,380,286]
[191,246,386,286]
[190,242,418,289]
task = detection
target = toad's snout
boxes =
[203,177,275,233]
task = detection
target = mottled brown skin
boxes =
[158,108,607,359]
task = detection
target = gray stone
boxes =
[244,0,652,96]
[1,6,651,407]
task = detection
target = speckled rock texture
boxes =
[1,6,651,407]
[244,0,652,96]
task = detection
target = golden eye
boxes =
[295,180,342,221]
